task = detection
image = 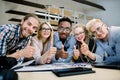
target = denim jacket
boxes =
[52,32,76,63]
[95,26,120,63]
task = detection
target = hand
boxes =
[49,47,57,55]
[80,40,90,56]
[49,31,57,55]
[80,40,96,60]
[73,45,80,58]
[19,40,35,58]
[55,45,68,60]
[6,41,35,59]
[46,57,51,64]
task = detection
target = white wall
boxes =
[0,1,19,25]
[86,0,120,26]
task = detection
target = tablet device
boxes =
[52,67,95,77]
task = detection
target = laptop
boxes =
[92,61,120,70]
[52,67,95,77]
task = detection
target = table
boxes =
[18,67,120,80]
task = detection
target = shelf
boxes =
[5,10,45,19]
[35,11,62,20]
[8,18,21,22]
[72,0,105,11]
[5,10,60,27]
[8,17,58,30]
[49,20,58,26]
[3,0,46,9]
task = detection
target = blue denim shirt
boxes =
[95,26,120,63]
[52,32,76,63]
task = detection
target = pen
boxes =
[12,66,23,70]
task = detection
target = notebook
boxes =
[92,61,120,70]
[52,67,95,77]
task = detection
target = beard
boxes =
[59,33,69,40]
[20,27,31,38]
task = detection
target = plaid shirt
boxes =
[0,24,31,56]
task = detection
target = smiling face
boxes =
[90,22,109,40]
[20,17,39,38]
[74,27,85,42]
[41,24,51,39]
[58,21,71,40]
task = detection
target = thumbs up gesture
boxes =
[55,45,68,60]
[19,40,35,58]
[73,45,80,59]
[80,40,90,56]
[49,31,57,55]
[61,45,68,59]
[61,45,64,52]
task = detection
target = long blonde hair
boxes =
[73,23,91,44]
[86,18,103,31]
[37,22,53,43]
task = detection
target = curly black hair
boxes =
[58,17,72,26]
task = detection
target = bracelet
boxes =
[72,54,78,60]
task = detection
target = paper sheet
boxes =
[15,63,92,72]
[12,60,35,69]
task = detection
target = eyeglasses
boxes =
[41,28,51,31]
[74,31,84,37]
[58,27,70,33]
[92,24,104,35]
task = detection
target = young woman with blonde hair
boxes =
[31,22,56,64]
[72,23,96,63]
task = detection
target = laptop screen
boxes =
[92,61,120,69]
